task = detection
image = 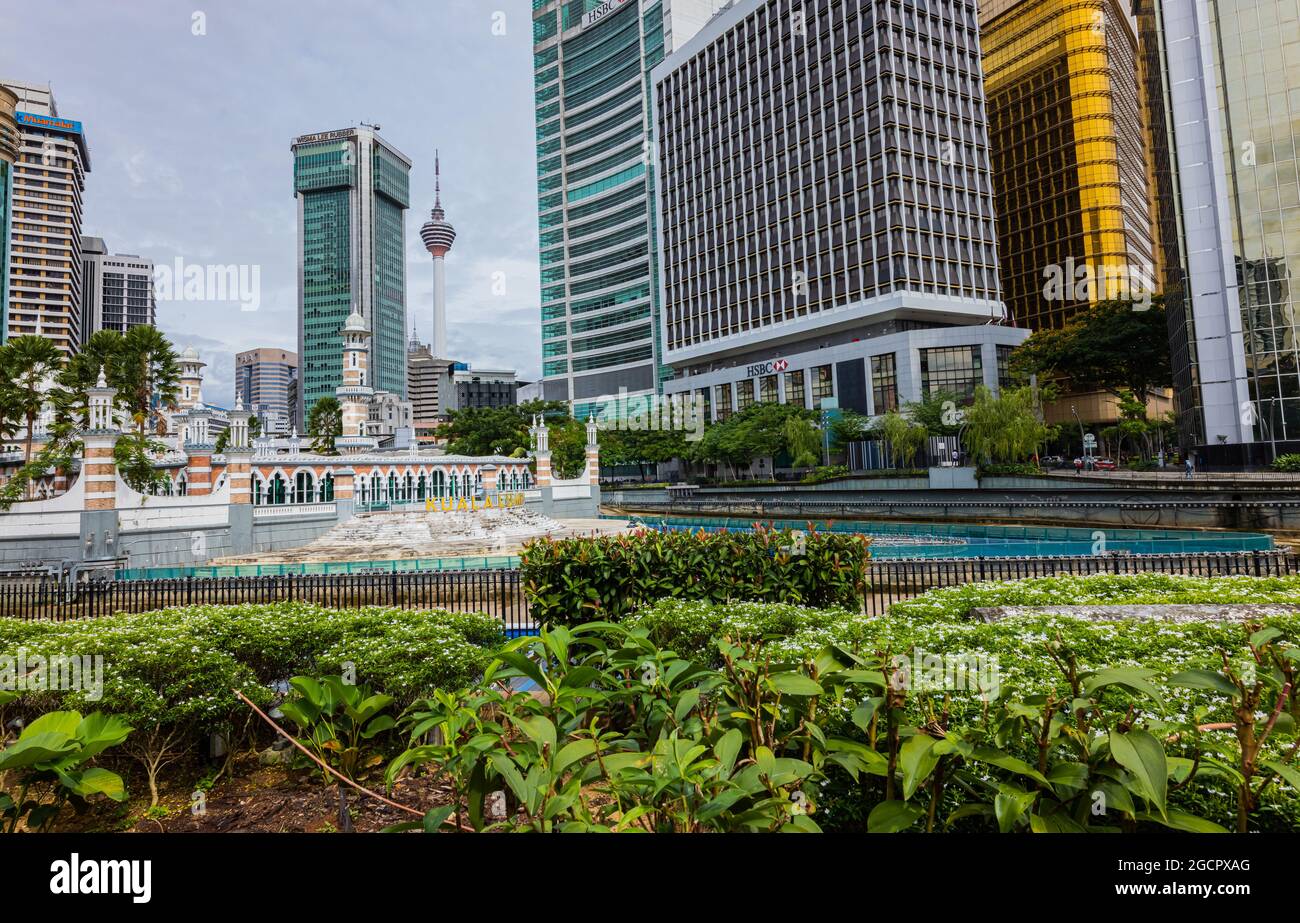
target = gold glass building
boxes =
[981,0,1155,332]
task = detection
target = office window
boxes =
[997,345,1014,389]
[871,353,898,414]
[758,374,778,403]
[784,369,805,406]
[811,365,834,406]
[715,383,733,421]
[919,346,982,401]
[737,379,755,411]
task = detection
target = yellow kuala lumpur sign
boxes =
[424,493,526,513]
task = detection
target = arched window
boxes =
[269,473,287,505]
[417,473,427,499]
[432,469,445,497]
[177,475,188,496]
[462,473,472,496]
[404,473,414,501]
[370,474,381,504]
[253,478,263,505]
[295,471,315,504]
[321,473,334,501]
[387,473,397,502]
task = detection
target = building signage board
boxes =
[744,358,789,377]
[582,0,633,29]
[295,128,355,145]
[16,111,82,135]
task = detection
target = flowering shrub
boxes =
[521,525,870,626]
[620,576,1300,831]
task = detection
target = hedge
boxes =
[520,525,870,626]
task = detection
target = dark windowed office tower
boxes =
[292,126,411,424]
[651,0,1026,422]
[532,0,713,420]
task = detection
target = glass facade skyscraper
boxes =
[532,0,712,418]
[981,0,1154,332]
[1136,0,1300,458]
[292,126,410,423]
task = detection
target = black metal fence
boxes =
[1,550,1295,629]
[0,569,533,634]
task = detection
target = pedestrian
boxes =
[1074,457,1083,475]
[1184,453,1194,480]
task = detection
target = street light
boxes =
[1071,404,1087,466]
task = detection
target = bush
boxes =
[0,604,504,806]
[1272,453,1300,472]
[520,525,871,626]
[386,614,1299,833]
[618,576,1300,831]
[976,462,1042,477]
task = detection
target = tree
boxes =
[597,427,690,481]
[877,411,927,469]
[0,336,65,476]
[116,325,180,435]
[961,385,1052,466]
[828,409,870,453]
[1011,296,1172,402]
[307,396,342,455]
[783,414,821,469]
[689,402,818,478]
[437,400,572,458]
[904,389,963,436]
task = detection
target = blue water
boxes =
[614,514,1274,559]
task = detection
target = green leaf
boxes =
[0,732,78,771]
[1249,627,1283,648]
[423,805,457,832]
[509,715,557,751]
[493,651,548,690]
[22,711,81,740]
[1169,669,1239,699]
[713,729,743,778]
[899,734,939,801]
[1137,810,1227,833]
[487,751,530,804]
[769,673,824,696]
[1263,759,1300,792]
[554,739,597,775]
[850,698,881,734]
[1084,667,1163,701]
[867,800,923,833]
[1109,729,1168,820]
[970,747,1050,786]
[994,786,1037,833]
[70,767,127,802]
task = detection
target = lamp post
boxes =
[1071,404,1086,464]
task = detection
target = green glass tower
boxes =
[293,126,411,423]
[532,0,711,418]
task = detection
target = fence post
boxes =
[287,573,295,603]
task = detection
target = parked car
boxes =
[1040,455,1065,468]
[1092,457,1117,471]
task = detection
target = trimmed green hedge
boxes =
[520,526,870,626]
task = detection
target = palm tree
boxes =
[0,336,65,496]
[307,396,342,455]
[118,325,180,435]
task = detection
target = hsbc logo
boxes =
[745,358,789,377]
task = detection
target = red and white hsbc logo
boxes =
[746,358,789,376]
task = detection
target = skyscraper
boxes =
[80,237,156,337]
[292,125,411,423]
[236,347,298,436]
[532,0,713,419]
[653,0,1024,418]
[0,86,15,326]
[419,151,456,360]
[981,0,1155,332]
[2,80,91,354]
[1134,0,1300,460]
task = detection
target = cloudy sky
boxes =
[3,0,541,407]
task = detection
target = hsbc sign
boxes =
[745,358,790,377]
[582,0,633,29]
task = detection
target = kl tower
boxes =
[419,151,457,359]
